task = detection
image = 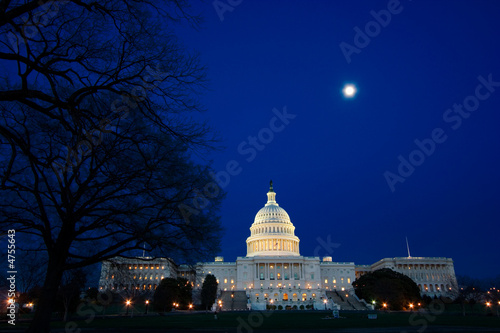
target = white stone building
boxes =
[98,182,457,310]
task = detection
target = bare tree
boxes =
[58,268,86,322]
[0,1,223,332]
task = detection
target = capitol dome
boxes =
[246,181,300,257]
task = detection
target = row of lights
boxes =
[372,300,422,310]
[124,300,193,311]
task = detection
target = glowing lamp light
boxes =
[126,300,131,306]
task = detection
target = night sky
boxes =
[174,0,500,279]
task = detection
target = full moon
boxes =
[342,84,357,98]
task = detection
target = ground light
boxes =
[125,300,131,315]
[145,300,149,314]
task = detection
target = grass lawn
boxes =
[2,310,499,331]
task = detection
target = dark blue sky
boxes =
[175,0,500,279]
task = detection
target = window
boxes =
[324,279,328,284]
[270,273,274,280]
[260,273,264,280]
[284,274,289,280]
[224,279,227,284]
[294,273,298,280]
[347,278,351,284]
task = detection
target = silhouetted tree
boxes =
[201,274,218,311]
[455,276,484,316]
[0,2,223,332]
[85,287,99,301]
[353,268,422,310]
[57,268,86,322]
[153,277,192,312]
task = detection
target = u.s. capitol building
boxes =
[99,182,457,310]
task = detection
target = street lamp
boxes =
[383,303,388,311]
[323,299,327,310]
[125,300,131,315]
[189,304,193,310]
[409,303,414,312]
[145,300,149,314]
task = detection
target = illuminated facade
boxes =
[98,182,457,310]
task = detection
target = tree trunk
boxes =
[26,254,66,333]
[63,303,68,322]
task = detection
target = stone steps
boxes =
[220,291,248,311]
